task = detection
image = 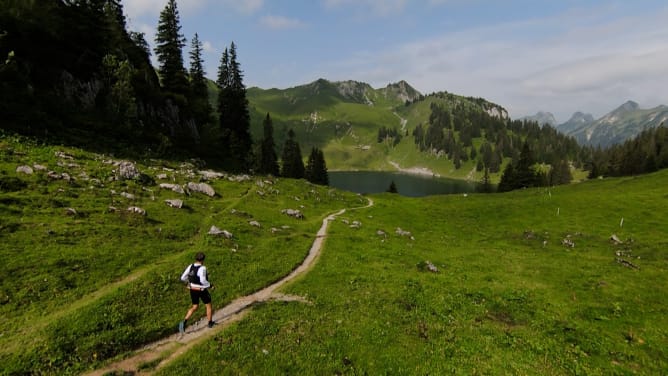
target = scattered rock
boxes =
[33,164,47,171]
[156,173,168,180]
[199,170,225,180]
[187,182,215,197]
[118,161,140,180]
[55,151,74,160]
[417,260,439,273]
[561,237,575,248]
[350,220,362,229]
[376,230,387,238]
[228,174,251,182]
[65,207,77,216]
[127,206,146,216]
[610,234,623,245]
[208,225,233,239]
[394,227,415,240]
[281,208,304,219]
[616,258,639,270]
[120,192,135,200]
[249,220,261,228]
[165,199,183,209]
[159,183,185,194]
[16,165,33,175]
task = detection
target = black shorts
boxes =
[189,289,211,305]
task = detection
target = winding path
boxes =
[87,198,373,375]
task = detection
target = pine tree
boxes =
[281,129,304,179]
[216,42,252,172]
[188,33,211,126]
[154,0,188,96]
[387,180,398,193]
[257,113,279,175]
[497,162,516,192]
[305,147,328,185]
[515,141,538,188]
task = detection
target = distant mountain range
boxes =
[523,101,668,147]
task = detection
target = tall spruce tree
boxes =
[281,129,305,179]
[497,162,516,192]
[305,147,328,185]
[257,113,279,175]
[216,42,253,172]
[188,33,211,126]
[515,141,538,188]
[154,0,188,96]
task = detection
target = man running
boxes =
[179,252,215,333]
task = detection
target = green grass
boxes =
[1,133,667,375]
[159,175,668,375]
[0,134,363,375]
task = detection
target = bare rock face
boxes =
[118,161,140,180]
[187,182,215,197]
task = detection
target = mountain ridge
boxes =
[556,100,668,147]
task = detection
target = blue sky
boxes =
[123,0,668,122]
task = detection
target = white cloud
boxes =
[323,0,408,16]
[321,6,668,120]
[124,0,262,19]
[202,40,215,53]
[259,15,306,30]
[225,0,264,15]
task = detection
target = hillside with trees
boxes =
[2,1,667,192]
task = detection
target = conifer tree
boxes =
[281,129,305,179]
[515,141,538,188]
[257,113,279,175]
[188,33,211,126]
[154,0,188,96]
[387,180,398,193]
[305,147,329,185]
[497,162,516,192]
[216,42,253,172]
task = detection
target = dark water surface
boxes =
[328,171,478,197]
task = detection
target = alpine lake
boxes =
[328,171,479,197]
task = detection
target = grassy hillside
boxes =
[1,133,666,375]
[247,79,511,181]
[0,133,363,375]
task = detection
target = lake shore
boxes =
[389,161,440,177]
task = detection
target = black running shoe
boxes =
[208,321,216,328]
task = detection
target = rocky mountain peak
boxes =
[520,111,557,127]
[382,80,421,103]
[568,111,595,124]
[615,100,640,114]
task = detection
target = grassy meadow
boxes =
[1,133,667,375]
[161,172,668,374]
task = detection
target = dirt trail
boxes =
[86,198,373,375]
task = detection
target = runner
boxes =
[178,252,215,333]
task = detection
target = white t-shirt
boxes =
[180,262,211,290]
